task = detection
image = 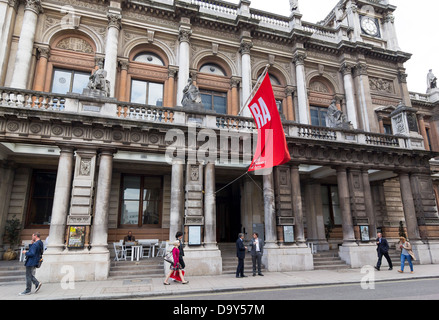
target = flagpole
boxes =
[237,64,270,117]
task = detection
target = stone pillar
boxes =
[46,146,74,253]
[33,46,50,91]
[10,0,42,89]
[0,160,15,252]
[176,22,191,106]
[336,167,356,245]
[293,50,309,124]
[165,66,178,107]
[353,62,376,132]
[290,165,305,246]
[240,39,253,117]
[398,172,422,243]
[118,59,129,102]
[417,114,430,151]
[204,162,217,249]
[230,77,240,115]
[383,12,400,51]
[263,173,277,248]
[340,62,358,129]
[169,159,184,241]
[285,87,295,121]
[104,10,122,97]
[362,169,377,240]
[0,0,18,86]
[90,150,115,252]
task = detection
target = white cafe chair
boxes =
[113,242,127,261]
[156,241,167,257]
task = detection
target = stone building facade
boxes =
[1,0,439,282]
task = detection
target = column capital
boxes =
[340,62,355,76]
[24,0,42,14]
[292,51,307,66]
[230,76,241,88]
[8,0,19,11]
[36,45,50,59]
[118,58,129,70]
[179,28,192,43]
[168,65,179,78]
[353,63,368,77]
[285,86,296,96]
[239,40,253,55]
[107,12,122,30]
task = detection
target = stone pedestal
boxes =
[427,241,439,264]
[36,249,110,283]
[338,243,376,268]
[182,247,222,276]
[427,88,439,103]
[262,246,313,272]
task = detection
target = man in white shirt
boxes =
[250,232,264,276]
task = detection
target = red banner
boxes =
[248,73,291,172]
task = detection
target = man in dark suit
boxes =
[250,232,264,276]
[236,233,247,278]
[375,232,393,271]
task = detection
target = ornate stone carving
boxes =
[292,51,307,66]
[80,159,91,176]
[239,41,253,55]
[56,37,94,54]
[369,77,394,94]
[179,29,192,43]
[107,13,122,30]
[25,0,42,14]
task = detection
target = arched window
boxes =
[133,52,165,66]
[199,63,226,76]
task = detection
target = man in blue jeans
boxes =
[19,232,44,296]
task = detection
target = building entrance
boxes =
[216,182,241,243]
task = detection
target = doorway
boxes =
[216,182,241,242]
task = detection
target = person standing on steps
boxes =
[250,232,264,276]
[375,232,393,271]
[236,233,248,278]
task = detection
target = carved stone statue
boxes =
[83,61,110,98]
[427,69,437,91]
[181,77,204,111]
[325,99,352,129]
[289,0,299,12]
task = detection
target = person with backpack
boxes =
[19,232,44,295]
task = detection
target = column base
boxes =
[412,243,432,264]
[338,243,376,268]
[36,249,110,283]
[262,245,313,272]
[427,241,439,264]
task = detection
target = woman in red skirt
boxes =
[164,240,189,285]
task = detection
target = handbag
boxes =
[164,251,174,264]
[36,241,44,268]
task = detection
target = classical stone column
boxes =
[230,77,240,115]
[290,165,305,245]
[10,0,42,89]
[340,62,358,129]
[263,173,277,248]
[169,160,184,241]
[104,11,122,97]
[33,46,50,91]
[398,172,422,243]
[176,26,191,106]
[336,167,356,245]
[383,12,400,51]
[165,66,178,107]
[118,59,129,102]
[353,63,376,132]
[90,150,115,252]
[0,0,18,86]
[204,162,217,249]
[362,169,377,240]
[46,146,75,253]
[240,40,253,117]
[293,50,309,124]
[285,87,295,121]
[417,114,430,151]
[0,160,15,251]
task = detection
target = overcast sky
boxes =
[229,0,438,95]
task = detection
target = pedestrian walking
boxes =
[375,232,393,271]
[398,236,415,273]
[236,233,247,278]
[250,232,264,276]
[175,231,185,269]
[19,232,44,296]
[164,241,188,285]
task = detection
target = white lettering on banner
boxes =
[250,97,271,128]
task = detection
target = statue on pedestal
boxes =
[83,61,110,98]
[289,0,299,12]
[427,69,437,91]
[181,77,204,111]
[326,99,352,130]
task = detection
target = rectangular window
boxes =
[26,171,57,226]
[310,106,327,127]
[201,90,227,114]
[51,68,90,94]
[120,175,162,227]
[130,79,163,107]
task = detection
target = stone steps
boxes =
[0,261,26,285]
[312,250,350,270]
[108,257,165,280]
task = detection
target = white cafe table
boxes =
[131,245,143,261]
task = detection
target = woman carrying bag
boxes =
[164,240,189,285]
[398,236,415,274]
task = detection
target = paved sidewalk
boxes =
[1,264,438,300]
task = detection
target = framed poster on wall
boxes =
[283,226,295,243]
[188,226,202,246]
[67,226,86,248]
